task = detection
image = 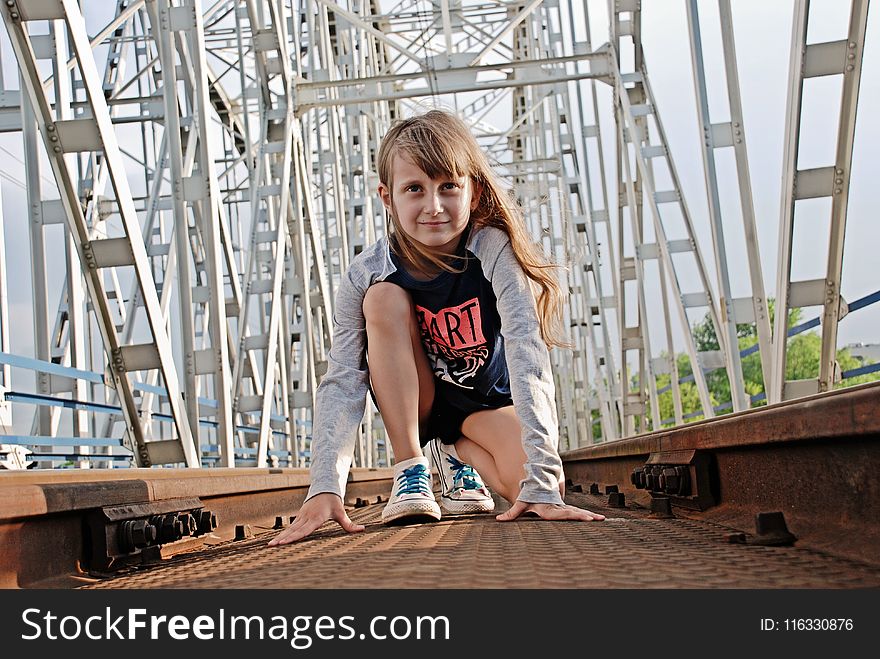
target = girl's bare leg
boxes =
[362,282,434,462]
[456,406,565,504]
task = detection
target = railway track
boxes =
[2,382,878,589]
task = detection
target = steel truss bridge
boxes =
[0,0,875,472]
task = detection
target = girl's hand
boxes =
[268,493,365,546]
[496,500,605,522]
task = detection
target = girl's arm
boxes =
[485,233,565,506]
[306,270,370,502]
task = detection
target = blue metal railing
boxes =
[593,288,880,428]
[0,352,302,467]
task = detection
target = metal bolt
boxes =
[650,496,673,518]
[53,146,61,153]
[179,513,197,536]
[5,1,14,7]
[662,467,679,494]
[197,510,218,534]
[630,469,643,488]
[119,519,157,552]
[753,511,797,545]
[46,124,55,132]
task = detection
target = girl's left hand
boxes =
[496,501,605,522]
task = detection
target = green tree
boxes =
[613,299,878,433]
[687,299,878,408]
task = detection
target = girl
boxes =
[269,110,604,546]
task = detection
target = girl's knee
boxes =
[496,471,525,505]
[363,282,413,323]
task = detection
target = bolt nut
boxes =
[234,524,253,541]
[119,519,157,552]
[197,510,218,535]
[662,467,679,494]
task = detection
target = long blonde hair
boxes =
[376,110,568,348]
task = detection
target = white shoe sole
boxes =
[381,500,441,525]
[439,495,495,515]
[430,441,495,515]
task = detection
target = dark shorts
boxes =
[368,383,513,447]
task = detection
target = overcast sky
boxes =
[614,0,879,349]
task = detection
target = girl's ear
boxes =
[377,182,392,212]
[470,179,484,211]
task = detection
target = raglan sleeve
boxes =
[486,235,565,505]
[305,268,371,502]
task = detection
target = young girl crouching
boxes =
[270,110,604,546]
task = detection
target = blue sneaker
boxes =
[381,456,442,525]
[429,439,495,515]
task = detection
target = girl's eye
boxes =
[405,185,421,192]
[442,182,459,190]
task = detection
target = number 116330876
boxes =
[760,618,854,631]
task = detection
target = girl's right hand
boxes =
[267,493,365,546]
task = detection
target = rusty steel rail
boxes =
[1,382,878,589]
[560,381,880,566]
[0,467,392,588]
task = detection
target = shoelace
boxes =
[396,465,431,496]
[446,456,483,491]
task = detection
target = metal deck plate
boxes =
[81,494,880,589]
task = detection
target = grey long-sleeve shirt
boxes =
[305,224,564,505]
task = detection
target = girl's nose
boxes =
[424,192,442,215]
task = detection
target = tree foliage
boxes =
[631,298,879,432]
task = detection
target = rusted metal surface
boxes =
[2,383,878,589]
[80,492,880,589]
[0,467,392,588]
[565,381,880,460]
[561,382,880,565]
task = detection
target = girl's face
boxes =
[378,153,481,257]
